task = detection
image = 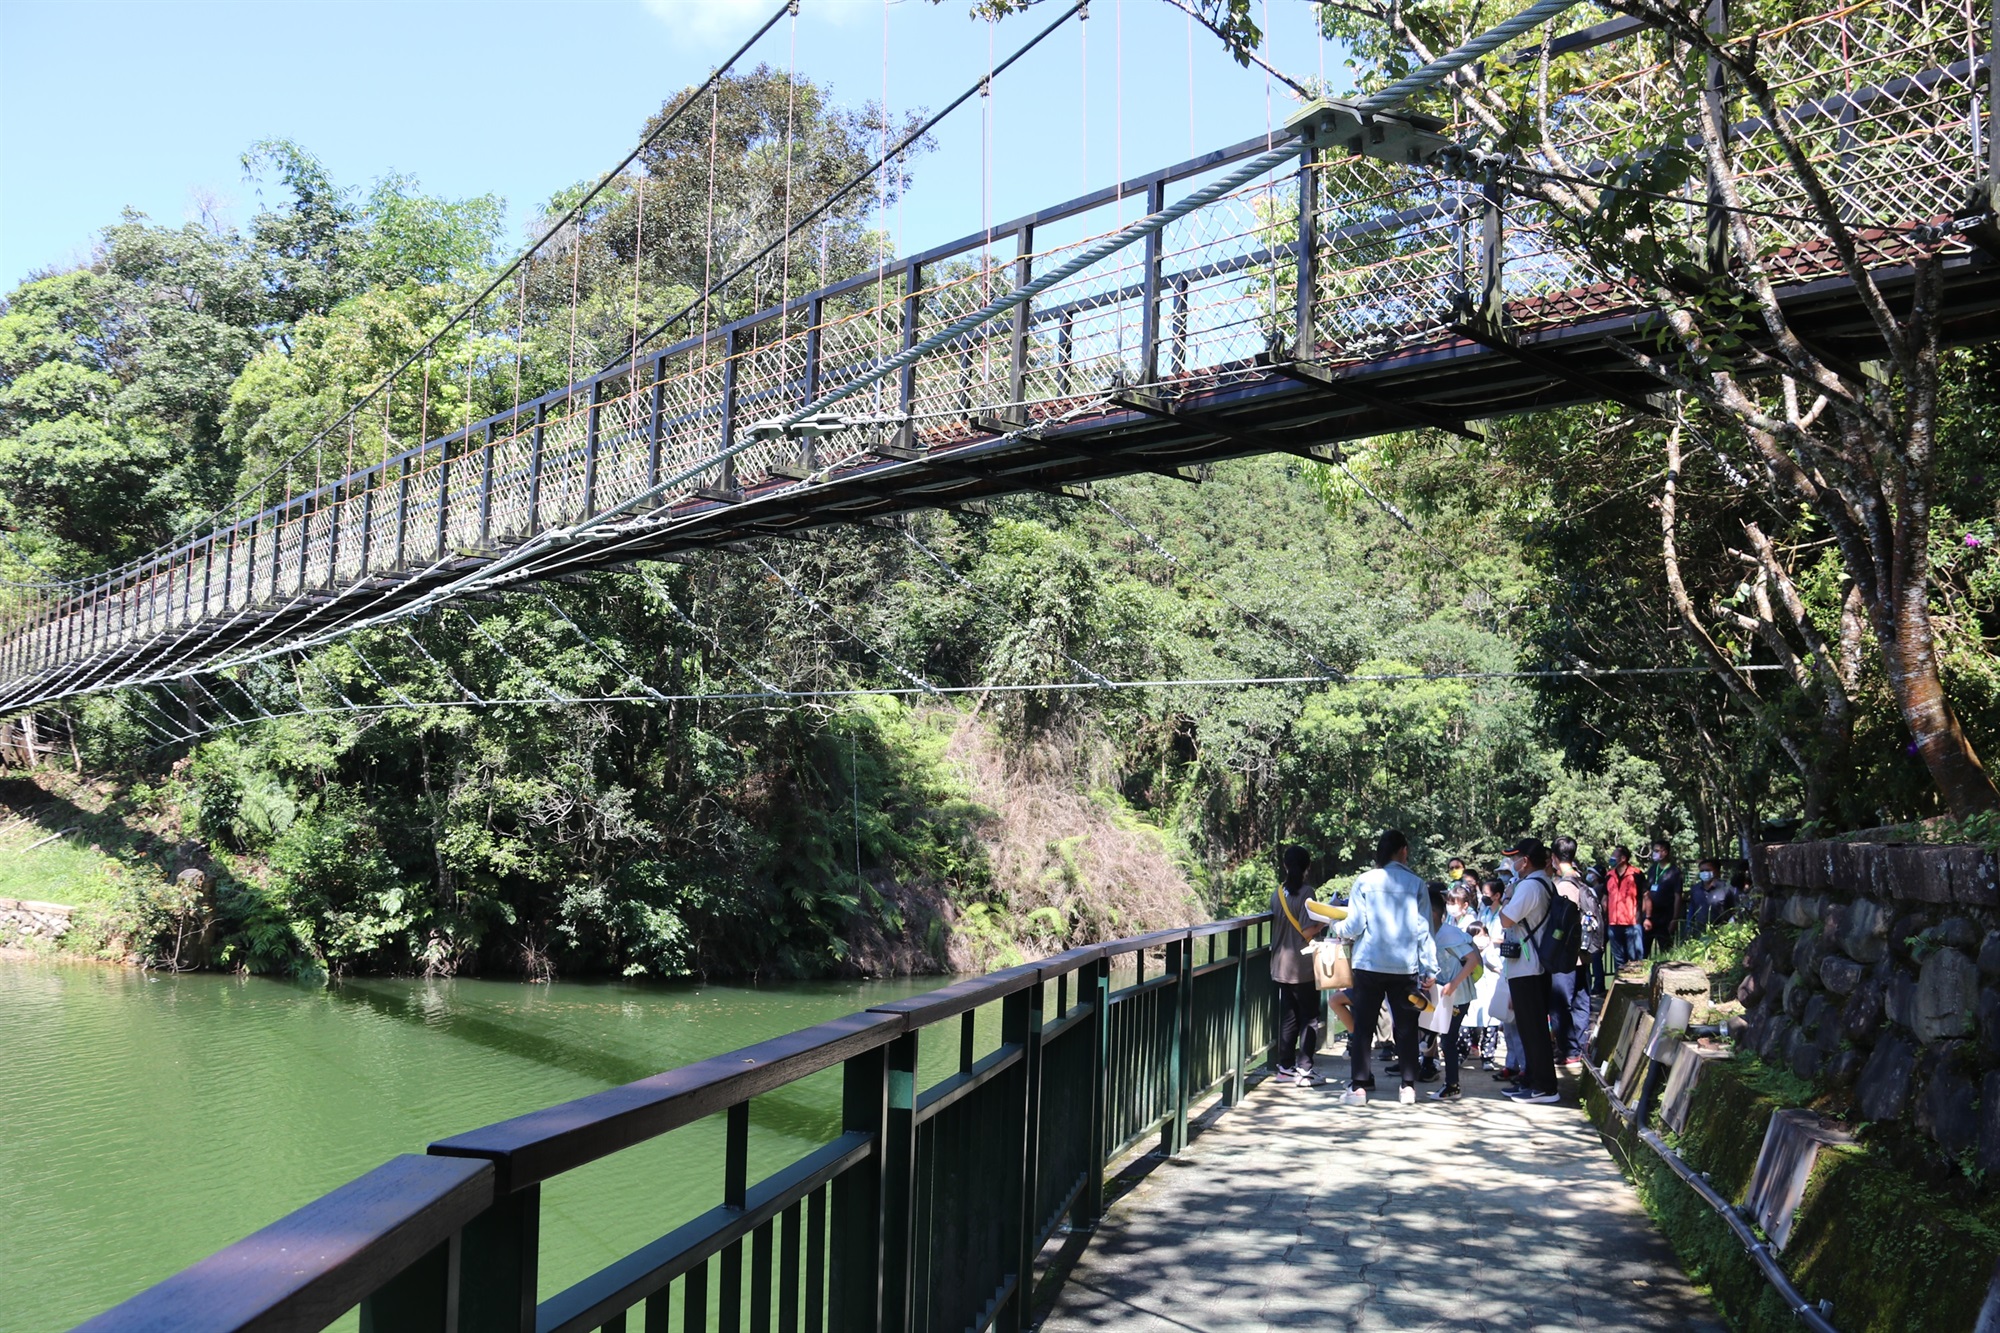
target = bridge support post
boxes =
[394,458,412,568]
[1295,144,1318,358]
[897,264,920,450]
[1003,983,1043,1333]
[716,327,742,497]
[358,1234,458,1333]
[648,352,667,492]
[1226,924,1248,1107]
[1007,226,1033,423]
[1704,0,1731,272]
[478,424,496,549]
[1476,167,1505,331]
[1162,935,1192,1157]
[455,1182,539,1333]
[432,446,451,562]
[802,300,823,471]
[584,378,604,515]
[1081,955,1110,1225]
[1139,176,1166,383]
[527,402,546,536]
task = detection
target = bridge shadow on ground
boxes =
[1033,1056,1723,1333]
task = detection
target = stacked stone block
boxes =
[1747,841,2000,1172]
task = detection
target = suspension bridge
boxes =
[0,0,1995,728]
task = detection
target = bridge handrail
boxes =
[77,913,1282,1333]
[72,1154,495,1333]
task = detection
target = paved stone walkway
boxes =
[1041,1064,1725,1333]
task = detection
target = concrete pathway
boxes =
[1040,1063,1725,1333]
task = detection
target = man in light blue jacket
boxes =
[1331,829,1438,1106]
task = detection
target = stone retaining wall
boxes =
[1746,840,2000,1173]
[0,896,74,945]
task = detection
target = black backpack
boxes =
[1527,873,1583,974]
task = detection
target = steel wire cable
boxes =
[131,660,1794,750]
[607,0,1089,374]
[137,0,799,562]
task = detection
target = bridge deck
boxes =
[1042,1065,1721,1333]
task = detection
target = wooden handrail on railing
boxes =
[76,916,1279,1333]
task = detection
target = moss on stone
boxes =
[1679,1054,1780,1201]
[1587,1052,2000,1333]
[1783,1144,2000,1332]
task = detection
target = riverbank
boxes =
[0,710,1208,982]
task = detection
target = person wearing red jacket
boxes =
[1602,845,1645,972]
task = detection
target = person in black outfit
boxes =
[1644,839,1684,956]
[1269,846,1326,1086]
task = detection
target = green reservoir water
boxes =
[0,959,970,1331]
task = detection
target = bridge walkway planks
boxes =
[1040,1059,1722,1333]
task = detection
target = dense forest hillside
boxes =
[4,66,1996,981]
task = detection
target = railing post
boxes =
[879,1031,917,1333]
[583,379,603,514]
[717,328,741,496]
[1294,145,1318,358]
[831,1044,889,1331]
[268,509,283,603]
[1008,226,1033,421]
[1003,981,1044,1333]
[1081,955,1110,1226]
[1704,0,1730,272]
[1477,166,1505,330]
[294,494,312,592]
[478,424,496,548]
[1171,275,1189,378]
[1056,311,1073,399]
[648,353,667,492]
[1139,177,1166,383]
[1227,925,1248,1107]
[801,299,824,472]
[324,487,342,587]
[1162,934,1192,1157]
[358,1236,458,1333]
[394,459,412,568]
[721,1102,749,1330]
[359,473,376,575]
[434,445,452,560]
[527,402,546,534]
[897,263,920,449]
[455,1184,539,1333]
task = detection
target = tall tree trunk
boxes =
[1879,564,1999,818]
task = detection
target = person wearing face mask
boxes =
[1643,840,1684,957]
[1602,845,1646,972]
[1496,837,1560,1103]
[1685,856,1736,934]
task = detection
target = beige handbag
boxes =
[1281,893,1352,990]
[1311,937,1353,991]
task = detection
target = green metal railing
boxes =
[78,916,1278,1333]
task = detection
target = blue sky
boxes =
[0,0,1348,293]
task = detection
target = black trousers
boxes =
[1275,981,1323,1072]
[1348,968,1421,1089]
[1443,1005,1468,1088]
[1508,972,1558,1095]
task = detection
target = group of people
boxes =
[1268,831,1747,1107]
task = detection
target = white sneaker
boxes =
[1523,1090,1561,1105]
[1294,1069,1316,1087]
[1398,1084,1417,1105]
[1340,1087,1367,1106]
